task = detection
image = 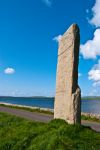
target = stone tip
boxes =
[68,23,79,32]
[62,23,80,38]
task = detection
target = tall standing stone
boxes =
[54,24,81,124]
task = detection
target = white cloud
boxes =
[53,35,62,43]
[80,29,100,59]
[42,0,52,7]
[4,67,15,74]
[88,60,100,86]
[78,73,82,77]
[90,0,100,27]
[89,68,100,81]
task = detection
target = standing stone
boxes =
[54,24,81,124]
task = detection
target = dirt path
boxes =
[0,106,100,132]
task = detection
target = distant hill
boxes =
[0,96,54,99]
[0,96,100,100]
[82,96,100,100]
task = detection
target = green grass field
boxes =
[0,112,100,150]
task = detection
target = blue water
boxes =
[0,97,100,114]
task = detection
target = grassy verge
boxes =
[81,115,100,123]
[0,112,100,150]
[0,104,53,115]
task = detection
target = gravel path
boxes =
[0,106,100,132]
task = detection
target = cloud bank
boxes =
[81,0,100,59]
[90,0,100,27]
[80,29,100,59]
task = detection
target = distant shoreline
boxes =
[0,96,100,100]
[0,96,54,99]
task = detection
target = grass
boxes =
[81,115,100,123]
[0,112,100,150]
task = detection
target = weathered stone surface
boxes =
[54,24,81,124]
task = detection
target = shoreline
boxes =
[0,102,54,112]
[0,102,100,120]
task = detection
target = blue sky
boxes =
[0,0,100,97]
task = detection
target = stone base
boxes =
[54,86,81,124]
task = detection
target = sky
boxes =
[0,0,100,97]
